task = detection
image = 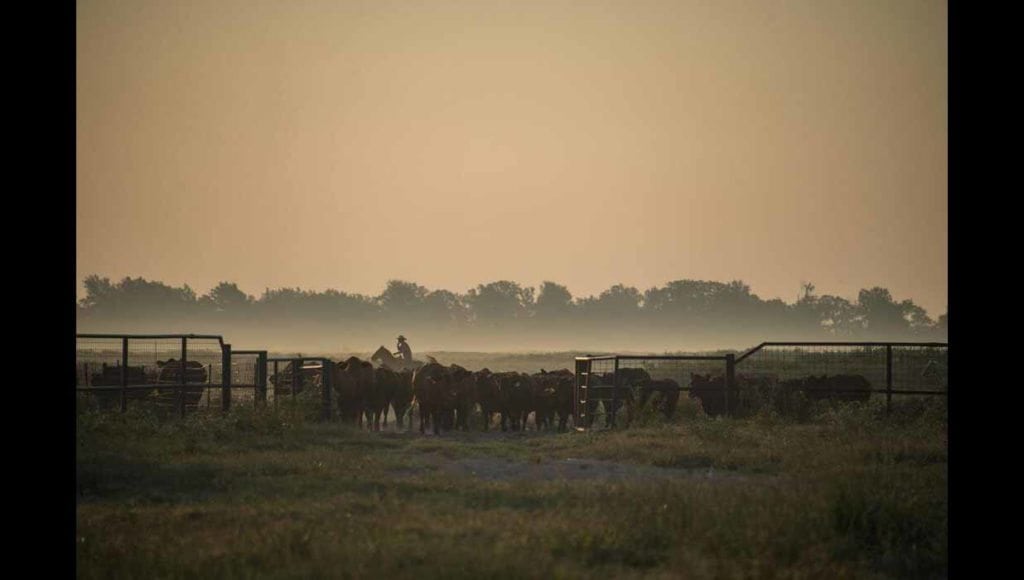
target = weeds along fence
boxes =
[573,341,948,430]
[76,334,268,417]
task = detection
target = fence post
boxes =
[886,345,893,416]
[121,337,128,413]
[273,360,279,409]
[321,359,333,422]
[292,358,300,402]
[725,354,736,416]
[256,352,268,406]
[573,359,584,430]
[179,337,187,418]
[610,357,620,428]
[222,343,232,414]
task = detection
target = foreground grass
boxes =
[77,401,947,579]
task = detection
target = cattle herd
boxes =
[82,355,875,428]
[317,357,875,433]
[322,357,579,434]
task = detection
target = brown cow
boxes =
[730,373,778,413]
[334,356,375,426]
[370,367,400,431]
[412,361,451,435]
[783,374,872,403]
[530,370,566,431]
[493,372,531,431]
[155,359,209,407]
[547,369,576,432]
[473,368,502,431]
[390,369,415,430]
[689,373,729,416]
[448,364,476,432]
[88,362,149,409]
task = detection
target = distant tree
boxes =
[790,282,823,333]
[78,275,198,319]
[815,295,859,336]
[900,299,935,335]
[75,273,945,348]
[79,275,116,311]
[253,287,377,323]
[534,281,574,320]
[377,280,429,316]
[855,287,933,338]
[422,289,470,325]
[465,281,535,325]
[201,282,252,312]
[310,289,379,322]
[579,284,642,319]
[642,279,756,326]
[255,287,309,317]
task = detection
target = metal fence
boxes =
[265,357,334,421]
[574,341,948,430]
[76,334,267,417]
[574,354,732,429]
[735,342,948,414]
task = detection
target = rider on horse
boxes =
[394,335,413,364]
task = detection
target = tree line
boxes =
[76,276,947,348]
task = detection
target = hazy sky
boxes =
[77,0,947,316]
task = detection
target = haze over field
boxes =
[77,0,947,350]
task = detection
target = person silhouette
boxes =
[394,335,413,364]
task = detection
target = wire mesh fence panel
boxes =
[574,342,948,428]
[736,344,884,386]
[575,356,730,430]
[127,337,187,411]
[620,357,732,418]
[733,344,881,417]
[76,336,127,411]
[226,351,262,408]
[735,342,948,415]
[264,357,332,422]
[188,338,226,412]
[266,358,325,402]
[892,345,948,393]
[77,335,227,415]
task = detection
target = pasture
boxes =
[77,395,947,578]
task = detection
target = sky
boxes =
[77,0,947,316]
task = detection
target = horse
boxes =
[370,346,424,372]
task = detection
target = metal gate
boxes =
[76,334,268,417]
[574,354,733,430]
[573,341,948,429]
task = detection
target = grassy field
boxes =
[77,398,947,579]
